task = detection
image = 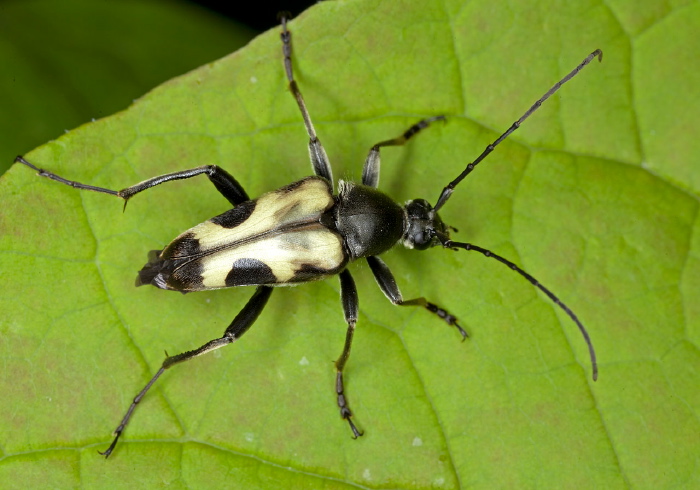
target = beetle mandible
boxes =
[16,17,601,458]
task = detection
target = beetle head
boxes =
[401,199,449,250]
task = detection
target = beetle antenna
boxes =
[433,49,602,212]
[441,238,598,381]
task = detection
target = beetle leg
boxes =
[361,116,445,188]
[335,269,363,438]
[16,156,249,207]
[280,17,334,186]
[15,156,120,196]
[117,165,249,206]
[99,285,273,458]
[367,256,468,339]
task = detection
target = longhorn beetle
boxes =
[17,18,601,457]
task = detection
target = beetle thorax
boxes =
[335,180,406,259]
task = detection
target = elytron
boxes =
[17,18,601,457]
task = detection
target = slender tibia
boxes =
[366,256,468,339]
[99,286,273,458]
[279,16,334,183]
[336,270,363,438]
[16,156,249,207]
[362,116,446,188]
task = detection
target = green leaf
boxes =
[1,0,698,488]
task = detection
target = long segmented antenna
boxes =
[441,237,597,381]
[434,49,602,212]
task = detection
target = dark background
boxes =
[189,1,317,31]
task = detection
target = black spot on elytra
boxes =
[136,255,204,292]
[169,261,205,291]
[291,263,331,282]
[163,232,201,259]
[225,258,276,286]
[136,234,206,291]
[211,200,256,229]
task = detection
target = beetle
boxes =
[16,18,601,458]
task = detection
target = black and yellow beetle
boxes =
[16,18,601,457]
